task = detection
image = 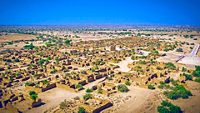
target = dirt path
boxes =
[178,44,200,66]
[115,86,157,113]
[116,57,133,72]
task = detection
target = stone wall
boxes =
[92,102,113,113]
[41,83,56,92]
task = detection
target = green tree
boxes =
[78,107,86,113]
[85,88,93,93]
[29,91,38,102]
[183,73,192,81]
[192,66,200,77]
[38,59,46,66]
[64,39,71,46]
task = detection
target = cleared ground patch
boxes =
[0,34,36,43]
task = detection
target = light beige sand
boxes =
[103,86,161,113]
[116,57,133,72]
[26,77,106,113]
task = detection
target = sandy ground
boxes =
[116,57,133,72]
[2,41,44,50]
[174,36,200,44]
[0,34,35,43]
[103,86,162,113]
[115,87,157,113]
[173,81,200,113]
[179,56,200,66]
[104,81,200,113]
[26,77,106,113]
[157,53,181,63]
[178,44,200,66]
[26,88,80,113]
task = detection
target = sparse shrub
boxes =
[29,91,38,102]
[148,84,155,90]
[164,85,192,100]
[97,87,103,94]
[158,81,170,89]
[134,66,142,72]
[5,59,12,63]
[183,73,192,81]
[139,60,146,64]
[14,58,20,62]
[140,55,146,59]
[7,41,13,45]
[78,107,86,113]
[117,84,129,92]
[25,82,33,86]
[157,100,182,113]
[194,77,200,83]
[85,88,93,93]
[107,76,113,80]
[91,65,99,72]
[36,35,44,40]
[50,68,57,74]
[64,39,71,46]
[55,57,60,64]
[76,84,84,90]
[131,56,135,60]
[45,41,54,47]
[38,59,46,66]
[24,43,35,50]
[151,50,159,55]
[83,93,92,101]
[164,48,169,52]
[150,59,156,64]
[93,59,105,65]
[176,48,183,52]
[165,62,176,70]
[170,79,179,86]
[125,73,132,78]
[42,80,49,85]
[181,67,187,72]
[125,80,131,86]
[60,100,67,110]
[192,66,200,77]
[156,66,163,70]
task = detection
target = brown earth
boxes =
[0,34,36,43]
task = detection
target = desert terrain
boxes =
[0,26,200,113]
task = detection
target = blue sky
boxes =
[0,0,200,25]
